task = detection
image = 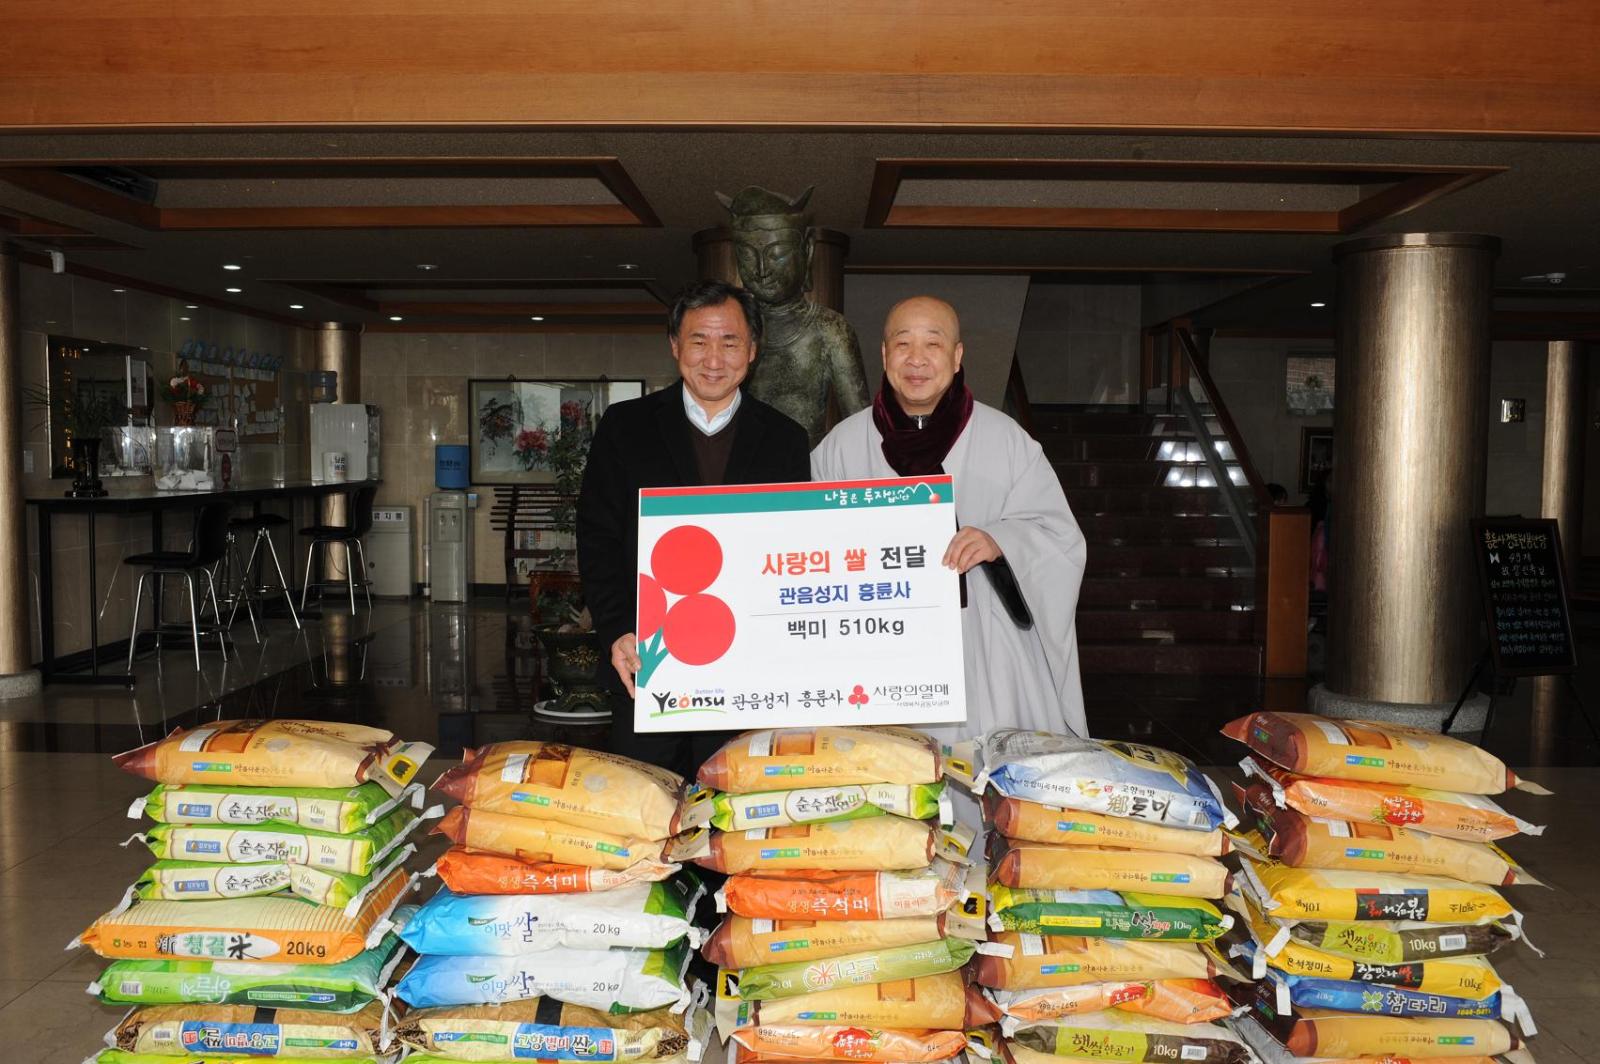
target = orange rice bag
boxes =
[1242,756,1543,841]
[704,914,944,968]
[987,795,1230,856]
[433,742,686,840]
[433,807,667,870]
[699,728,941,793]
[683,818,935,874]
[1236,781,1538,887]
[990,842,1231,899]
[720,867,963,921]
[738,973,998,1028]
[732,1025,967,1062]
[990,980,1234,1025]
[1221,712,1541,795]
[115,720,425,792]
[973,932,1219,989]
[432,846,679,894]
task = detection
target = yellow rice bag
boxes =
[679,818,935,874]
[1279,1009,1516,1059]
[698,727,941,793]
[1242,756,1544,841]
[433,807,666,870]
[704,914,943,968]
[1227,891,1504,1000]
[990,842,1230,899]
[394,998,697,1062]
[987,796,1229,856]
[732,1025,967,1062]
[111,1001,383,1057]
[973,932,1219,989]
[734,973,998,1028]
[1238,854,1516,926]
[115,720,428,793]
[433,742,686,840]
[1236,781,1538,886]
[1222,712,1540,795]
[75,866,412,965]
[990,980,1234,1025]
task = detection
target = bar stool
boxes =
[299,484,377,615]
[225,512,302,637]
[124,501,233,672]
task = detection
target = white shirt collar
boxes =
[683,385,742,436]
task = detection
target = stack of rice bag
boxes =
[1220,711,1548,1063]
[76,720,434,1064]
[969,729,1250,1064]
[392,741,711,1064]
[683,726,994,1064]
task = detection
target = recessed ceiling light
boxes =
[289,304,305,310]
[226,287,242,293]
[179,316,191,321]
[530,316,545,322]
[222,264,242,271]
[1310,301,1327,308]
[416,263,438,271]
[389,315,403,322]
[185,304,198,309]
[111,288,125,293]
[617,263,640,271]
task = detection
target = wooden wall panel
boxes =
[0,2,1597,135]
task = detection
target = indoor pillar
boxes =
[316,323,361,583]
[1321,233,1498,713]
[0,244,39,697]
[1541,339,1588,578]
[693,227,850,310]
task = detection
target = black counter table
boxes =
[26,478,378,686]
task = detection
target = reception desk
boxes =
[26,479,379,686]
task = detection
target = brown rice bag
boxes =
[1222,712,1542,795]
[114,719,425,791]
[699,727,941,793]
[973,932,1218,989]
[740,973,997,1028]
[682,818,935,874]
[433,742,686,840]
[987,795,1229,856]
[433,806,667,870]
[395,997,694,1061]
[111,1000,383,1057]
[703,914,944,968]
[990,841,1230,898]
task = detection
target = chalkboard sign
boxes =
[1472,518,1577,676]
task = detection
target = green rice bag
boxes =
[89,906,412,1013]
[733,936,974,1000]
[133,845,416,914]
[130,781,423,834]
[989,885,1231,942]
[133,807,421,876]
[92,1055,377,1064]
[708,782,948,831]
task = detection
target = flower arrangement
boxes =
[162,373,208,406]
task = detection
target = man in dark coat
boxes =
[577,280,811,777]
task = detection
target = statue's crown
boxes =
[717,185,814,231]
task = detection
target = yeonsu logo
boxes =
[651,691,728,717]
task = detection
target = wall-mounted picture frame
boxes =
[1286,353,1335,415]
[1299,426,1334,494]
[468,377,644,485]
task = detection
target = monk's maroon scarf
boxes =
[872,369,974,477]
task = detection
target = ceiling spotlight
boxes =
[179,316,191,321]
[1309,301,1327,308]
[530,316,545,322]
[617,263,640,271]
[289,303,305,310]
[185,304,198,309]
[389,315,403,322]
[416,263,438,271]
[112,288,125,293]
[226,287,242,293]
[222,264,242,271]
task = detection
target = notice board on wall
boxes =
[1472,518,1577,676]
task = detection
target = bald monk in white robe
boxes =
[812,296,1088,742]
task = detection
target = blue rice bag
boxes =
[393,940,692,1012]
[401,877,702,955]
[976,729,1235,832]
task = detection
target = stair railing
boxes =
[1172,326,1260,563]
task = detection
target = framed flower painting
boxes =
[467,378,644,485]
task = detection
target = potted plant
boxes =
[162,369,209,426]
[25,384,127,498]
[529,398,603,696]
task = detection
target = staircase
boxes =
[1035,408,1264,676]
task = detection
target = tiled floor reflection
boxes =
[0,599,1593,1061]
